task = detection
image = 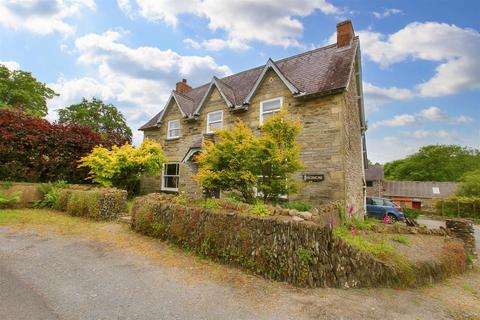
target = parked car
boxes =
[366,197,405,222]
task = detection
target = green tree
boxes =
[0,64,58,117]
[195,120,260,203]
[58,97,132,145]
[195,112,303,203]
[456,169,480,197]
[384,145,480,181]
[78,139,166,195]
[256,111,303,201]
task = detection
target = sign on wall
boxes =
[303,174,325,182]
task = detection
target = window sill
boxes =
[166,137,180,141]
[161,189,179,194]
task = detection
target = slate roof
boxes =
[383,181,458,199]
[365,165,384,181]
[140,37,359,130]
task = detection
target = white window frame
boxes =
[206,110,223,134]
[161,163,180,192]
[167,119,180,139]
[259,97,283,125]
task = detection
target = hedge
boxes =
[435,196,480,219]
[55,187,127,220]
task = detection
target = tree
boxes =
[58,97,132,145]
[195,120,260,203]
[384,145,480,182]
[78,139,166,195]
[0,109,112,183]
[456,170,480,197]
[195,112,303,203]
[0,64,58,117]
[256,111,303,201]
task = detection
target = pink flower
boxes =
[348,206,354,217]
[351,228,356,237]
[383,215,389,224]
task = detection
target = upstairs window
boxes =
[167,119,180,139]
[162,163,179,191]
[206,110,223,133]
[260,97,282,125]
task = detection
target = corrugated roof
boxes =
[383,181,458,199]
[366,165,384,181]
[140,38,359,130]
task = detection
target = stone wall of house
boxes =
[341,61,365,217]
[142,68,363,206]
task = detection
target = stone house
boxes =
[139,20,367,215]
[365,164,384,197]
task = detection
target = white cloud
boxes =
[118,0,340,48]
[0,0,95,36]
[0,60,20,70]
[408,129,455,139]
[183,38,250,51]
[363,82,414,107]
[418,106,448,121]
[451,115,474,124]
[49,29,232,145]
[371,114,417,128]
[373,8,402,19]
[358,22,480,97]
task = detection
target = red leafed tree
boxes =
[0,109,114,183]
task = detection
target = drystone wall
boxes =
[131,194,396,288]
[446,219,476,256]
[0,182,43,208]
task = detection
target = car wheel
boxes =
[388,213,397,224]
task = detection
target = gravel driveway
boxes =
[1,224,479,320]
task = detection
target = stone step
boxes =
[119,216,132,225]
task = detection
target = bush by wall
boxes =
[435,196,480,219]
[0,109,114,183]
[55,187,127,220]
[131,194,402,288]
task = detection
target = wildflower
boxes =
[348,206,354,217]
[383,214,389,224]
[351,227,356,237]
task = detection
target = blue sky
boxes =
[1,0,479,163]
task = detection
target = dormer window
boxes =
[206,110,223,133]
[260,97,282,125]
[167,119,180,139]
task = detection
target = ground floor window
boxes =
[162,163,179,191]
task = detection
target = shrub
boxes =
[0,109,114,183]
[250,201,270,216]
[34,180,68,208]
[55,188,127,220]
[195,111,303,203]
[0,191,20,207]
[403,207,422,219]
[282,201,313,212]
[78,139,166,195]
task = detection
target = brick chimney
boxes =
[175,79,192,94]
[336,20,354,48]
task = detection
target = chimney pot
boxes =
[336,20,354,48]
[176,79,192,94]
